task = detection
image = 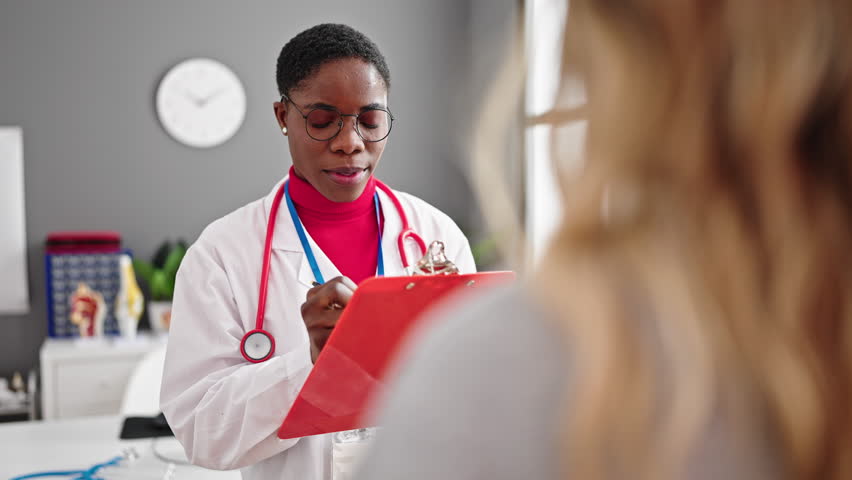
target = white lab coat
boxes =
[160,176,476,479]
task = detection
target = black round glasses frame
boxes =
[281,94,395,143]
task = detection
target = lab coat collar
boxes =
[261,176,407,286]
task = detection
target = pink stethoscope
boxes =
[240,178,427,363]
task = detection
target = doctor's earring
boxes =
[282,126,288,136]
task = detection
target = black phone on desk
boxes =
[119,412,174,439]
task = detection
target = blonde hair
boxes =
[478,1,852,479]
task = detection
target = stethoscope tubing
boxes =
[374,181,427,270]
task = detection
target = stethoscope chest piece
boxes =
[240,329,275,363]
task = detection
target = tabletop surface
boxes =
[0,414,240,479]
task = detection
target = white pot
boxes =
[148,301,173,335]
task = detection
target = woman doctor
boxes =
[159,23,475,479]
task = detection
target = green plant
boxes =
[133,240,188,301]
[471,234,500,269]
[458,222,502,270]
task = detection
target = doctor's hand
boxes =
[301,276,358,363]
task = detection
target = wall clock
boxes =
[156,58,246,148]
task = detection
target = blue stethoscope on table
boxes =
[10,456,124,480]
[240,178,427,363]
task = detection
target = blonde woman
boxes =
[354,0,852,479]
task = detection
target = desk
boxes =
[0,415,240,479]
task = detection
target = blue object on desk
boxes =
[9,455,123,480]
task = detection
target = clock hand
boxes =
[183,89,204,107]
[198,87,226,107]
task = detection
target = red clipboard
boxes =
[277,271,515,439]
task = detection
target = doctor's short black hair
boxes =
[276,23,391,96]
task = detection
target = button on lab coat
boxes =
[160,177,476,479]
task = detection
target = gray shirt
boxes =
[354,285,779,479]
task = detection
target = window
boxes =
[524,0,586,264]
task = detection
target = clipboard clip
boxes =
[412,241,459,276]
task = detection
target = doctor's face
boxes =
[274,58,390,203]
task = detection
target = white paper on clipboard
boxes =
[0,127,30,314]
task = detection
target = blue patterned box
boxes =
[45,249,133,337]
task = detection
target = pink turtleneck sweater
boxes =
[288,167,383,285]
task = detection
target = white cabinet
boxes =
[39,335,164,420]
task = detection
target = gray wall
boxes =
[0,0,489,379]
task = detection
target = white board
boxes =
[0,127,30,314]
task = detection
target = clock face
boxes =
[156,58,246,148]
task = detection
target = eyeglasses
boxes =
[281,94,395,143]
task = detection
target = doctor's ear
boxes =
[273,101,288,135]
